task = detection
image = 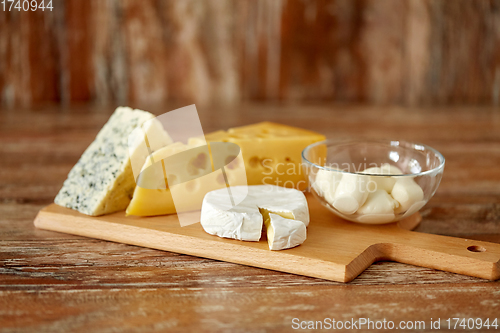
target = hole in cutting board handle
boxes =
[467,245,486,253]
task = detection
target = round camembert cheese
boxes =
[200,185,309,250]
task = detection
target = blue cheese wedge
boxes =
[54,107,172,216]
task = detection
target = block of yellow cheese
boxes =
[200,122,325,191]
[126,141,246,216]
[127,122,324,217]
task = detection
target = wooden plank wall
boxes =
[0,0,499,107]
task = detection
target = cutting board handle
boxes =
[378,230,500,280]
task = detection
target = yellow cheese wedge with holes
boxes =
[127,122,323,216]
[126,141,246,217]
[193,122,325,191]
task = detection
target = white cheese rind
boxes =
[200,185,309,241]
[258,190,310,227]
[54,107,172,216]
[267,213,307,250]
[201,201,263,241]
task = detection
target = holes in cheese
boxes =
[186,152,209,177]
[127,141,247,217]
[167,174,178,186]
[216,173,226,184]
[249,157,260,168]
[225,155,238,169]
[127,122,324,216]
[184,179,200,193]
[202,122,325,190]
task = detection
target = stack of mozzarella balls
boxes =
[313,164,424,224]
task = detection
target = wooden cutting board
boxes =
[34,195,500,283]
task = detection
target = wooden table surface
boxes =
[1,104,499,332]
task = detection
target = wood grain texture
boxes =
[32,203,421,283]
[1,0,500,107]
[1,104,500,331]
[34,202,500,282]
[1,284,500,332]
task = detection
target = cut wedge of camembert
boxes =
[266,213,307,251]
[200,185,309,250]
[55,107,172,216]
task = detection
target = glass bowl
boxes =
[301,140,445,224]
